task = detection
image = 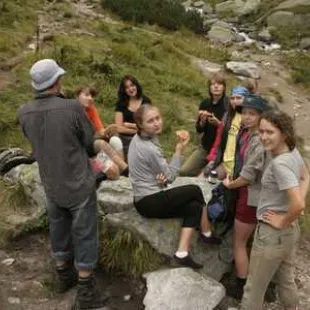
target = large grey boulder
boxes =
[257,28,272,43]
[192,58,224,75]
[192,0,205,8]
[203,3,213,14]
[300,37,310,50]
[225,61,260,79]
[5,163,232,280]
[274,0,310,12]
[267,11,310,27]
[215,0,261,16]
[105,208,232,281]
[143,268,225,310]
[4,163,47,228]
[97,177,134,213]
[207,21,236,45]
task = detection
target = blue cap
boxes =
[239,95,268,113]
[231,86,250,97]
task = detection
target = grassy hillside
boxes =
[0,0,45,61]
[0,1,232,156]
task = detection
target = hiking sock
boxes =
[175,251,188,258]
[201,231,212,238]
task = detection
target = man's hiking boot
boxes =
[55,261,78,293]
[199,233,222,245]
[173,254,203,269]
[73,275,109,310]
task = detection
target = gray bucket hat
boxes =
[30,59,66,91]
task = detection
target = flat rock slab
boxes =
[143,268,225,310]
[105,208,231,281]
[225,61,260,79]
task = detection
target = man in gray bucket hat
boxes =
[18,59,108,309]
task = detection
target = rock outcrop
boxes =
[4,163,232,281]
[225,61,260,79]
[207,21,239,45]
[105,208,232,281]
[143,268,225,310]
[215,0,261,17]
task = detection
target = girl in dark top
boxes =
[115,75,151,158]
[179,73,228,176]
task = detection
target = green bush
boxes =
[101,0,204,33]
[285,52,310,86]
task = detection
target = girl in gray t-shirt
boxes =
[241,110,309,310]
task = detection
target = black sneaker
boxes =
[173,254,203,269]
[73,275,109,310]
[224,278,245,301]
[199,233,222,245]
[55,261,78,293]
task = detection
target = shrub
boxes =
[285,52,310,86]
[101,0,204,33]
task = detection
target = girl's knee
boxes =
[109,136,123,152]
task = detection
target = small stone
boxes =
[28,43,36,51]
[1,258,15,266]
[8,297,21,304]
[123,294,131,301]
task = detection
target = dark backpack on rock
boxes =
[207,182,237,237]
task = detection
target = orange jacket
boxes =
[85,104,104,132]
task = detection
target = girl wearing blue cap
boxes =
[205,86,250,179]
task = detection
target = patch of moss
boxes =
[99,222,165,277]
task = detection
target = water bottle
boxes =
[207,170,218,185]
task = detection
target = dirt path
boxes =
[234,50,310,149]
[1,233,310,310]
[0,233,145,310]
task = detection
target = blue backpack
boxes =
[207,183,236,237]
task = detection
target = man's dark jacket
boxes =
[18,93,95,207]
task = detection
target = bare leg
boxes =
[177,227,195,252]
[111,153,128,172]
[200,207,212,233]
[234,219,256,278]
[94,139,127,172]
[105,163,120,180]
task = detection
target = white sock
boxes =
[175,251,188,258]
[202,231,212,238]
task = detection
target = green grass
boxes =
[0,16,232,155]
[270,25,310,49]
[284,52,310,87]
[0,0,45,61]
[99,223,165,276]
